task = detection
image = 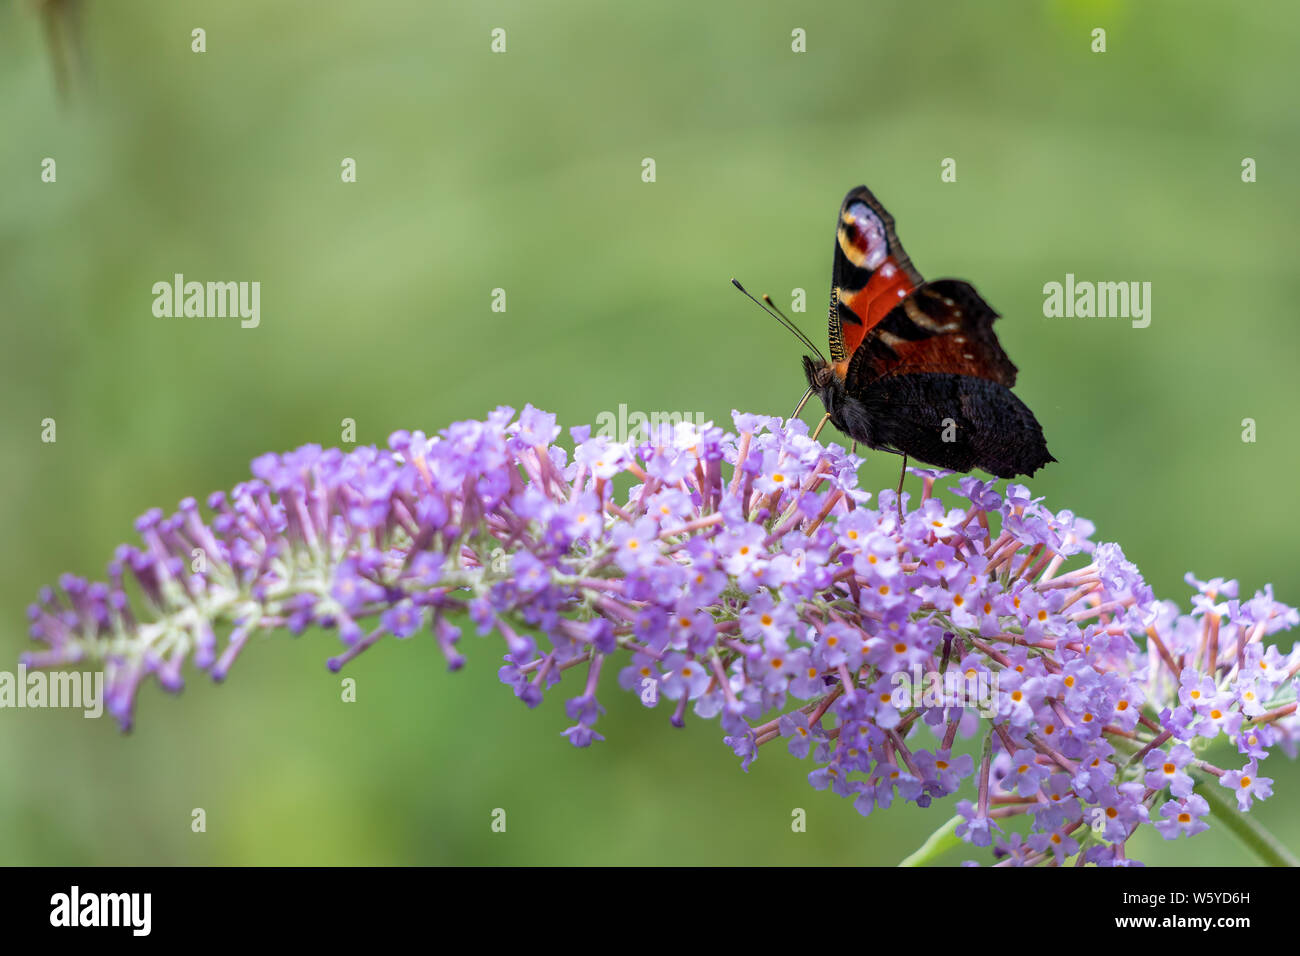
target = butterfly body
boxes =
[803,186,1054,479]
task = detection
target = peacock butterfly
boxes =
[740,185,1054,480]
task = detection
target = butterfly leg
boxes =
[810,412,831,442]
[895,453,907,528]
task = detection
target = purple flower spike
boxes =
[22,408,1300,866]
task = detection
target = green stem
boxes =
[1195,770,1298,867]
[897,814,962,867]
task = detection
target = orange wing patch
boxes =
[849,281,1019,388]
[838,257,917,356]
[875,333,1017,386]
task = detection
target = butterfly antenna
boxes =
[762,293,794,323]
[731,278,826,363]
[764,294,832,382]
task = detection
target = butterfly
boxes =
[737,185,1054,481]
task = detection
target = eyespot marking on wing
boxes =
[837,201,890,271]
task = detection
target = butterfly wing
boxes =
[839,281,1054,477]
[829,187,1052,477]
[828,186,924,365]
[847,278,1018,387]
[842,365,1055,477]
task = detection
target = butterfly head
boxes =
[801,354,834,391]
[801,354,848,423]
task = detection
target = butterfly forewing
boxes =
[828,186,923,365]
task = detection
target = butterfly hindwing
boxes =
[840,280,1052,476]
[839,362,1054,478]
[847,279,1018,388]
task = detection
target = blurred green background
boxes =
[2,0,1298,865]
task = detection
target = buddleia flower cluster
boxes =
[23,407,1300,865]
